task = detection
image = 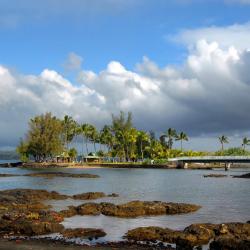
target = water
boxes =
[0,166,249,242]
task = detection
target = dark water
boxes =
[0,166,249,242]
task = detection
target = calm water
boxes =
[0,166,249,242]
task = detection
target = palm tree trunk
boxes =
[140,141,143,160]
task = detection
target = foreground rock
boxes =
[203,174,227,178]
[75,200,201,218]
[62,228,106,239]
[126,222,250,249]
[0,210,64,236]
[233,173,250,179]
[24,172,99,178]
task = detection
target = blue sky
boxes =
[1,0,250,150]
[1,0,250,74]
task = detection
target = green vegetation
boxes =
[16,111,250,163]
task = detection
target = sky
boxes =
[0,0,250,151]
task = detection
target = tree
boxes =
[112,111,133,161]
[80,123,92,156]
[68,148,77,161]
[88,125,99,153]
[19,112,64,162]
[100,125,114,152]
[166,128,177,149]
[62,115,77,150]
[16,138,29,162]
[242,137,250,150]
[176,132,188,151]
[137,131,150,160]
[218,135,229,151]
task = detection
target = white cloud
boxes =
[171,22,250,50]
[1,39,250,149]
[63,52,83,72]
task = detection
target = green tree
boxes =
[68,148,77,161]
[166,128,177,149]
[20,112,64,162]
[176,132,188,151]
[16,138,29,162]
[112,111,133,161]
[62,115,77,150]
[218,135,229,151]
[80,123,92,156]
[137,131,150,160]
[242,137,250,150]
[88,125,99,153]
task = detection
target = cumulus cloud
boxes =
[1,39,250,149]
[171,22,250,50]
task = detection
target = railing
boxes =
[168,156,250,162]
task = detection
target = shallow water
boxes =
[0,166,249,242]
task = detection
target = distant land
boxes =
[0,150,19,160]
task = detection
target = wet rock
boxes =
[0,210,64,236]
[0,189,68,203]
[76,200,201,218]
[0,174,20,177]
[24,172,99,178]
[73,192,111,200]
[210,236,250,250]
[126,222,250,249]
[77,203,102,215]
[62,228,106,239]
[59,206,78,218]
[232,173,250,178]
[203,174,227,178]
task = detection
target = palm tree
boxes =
[218,135,229,151]
[88,125,99,153]
[80,123,92,156]
[137,131,150,160]
[62,115,77,150]
[176,132,188,151]
[242,137,250,150]
[166,128,177,149]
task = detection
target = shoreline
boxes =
[1,161,243,170]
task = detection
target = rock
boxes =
[210,236,250,250]
[0,210,64,236]
[232,173,250,178]
[24,172,99,178]
[0,189,68,204]
[73,192,106,200]
[62,228,106,239]
[75,200,201,218]
[77,203,102,215]
[203,174,227,178]
[0,174,20,177]
[59,206,78,218]
[126,223,250,248]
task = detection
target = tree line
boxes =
[16,112,250,162]
[16,112,191,162]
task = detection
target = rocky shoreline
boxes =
[0,188,249,249]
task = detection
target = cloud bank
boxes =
[1,35,250,149]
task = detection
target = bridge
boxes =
[168,156,250,170]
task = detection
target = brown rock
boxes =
[24,172,99,178]
[62,228,106,239]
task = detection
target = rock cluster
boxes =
[233,173,250,178]
[126,222,250,250]
[203,174,227,178]
[73,200,201,218]
[24,172,99,178]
